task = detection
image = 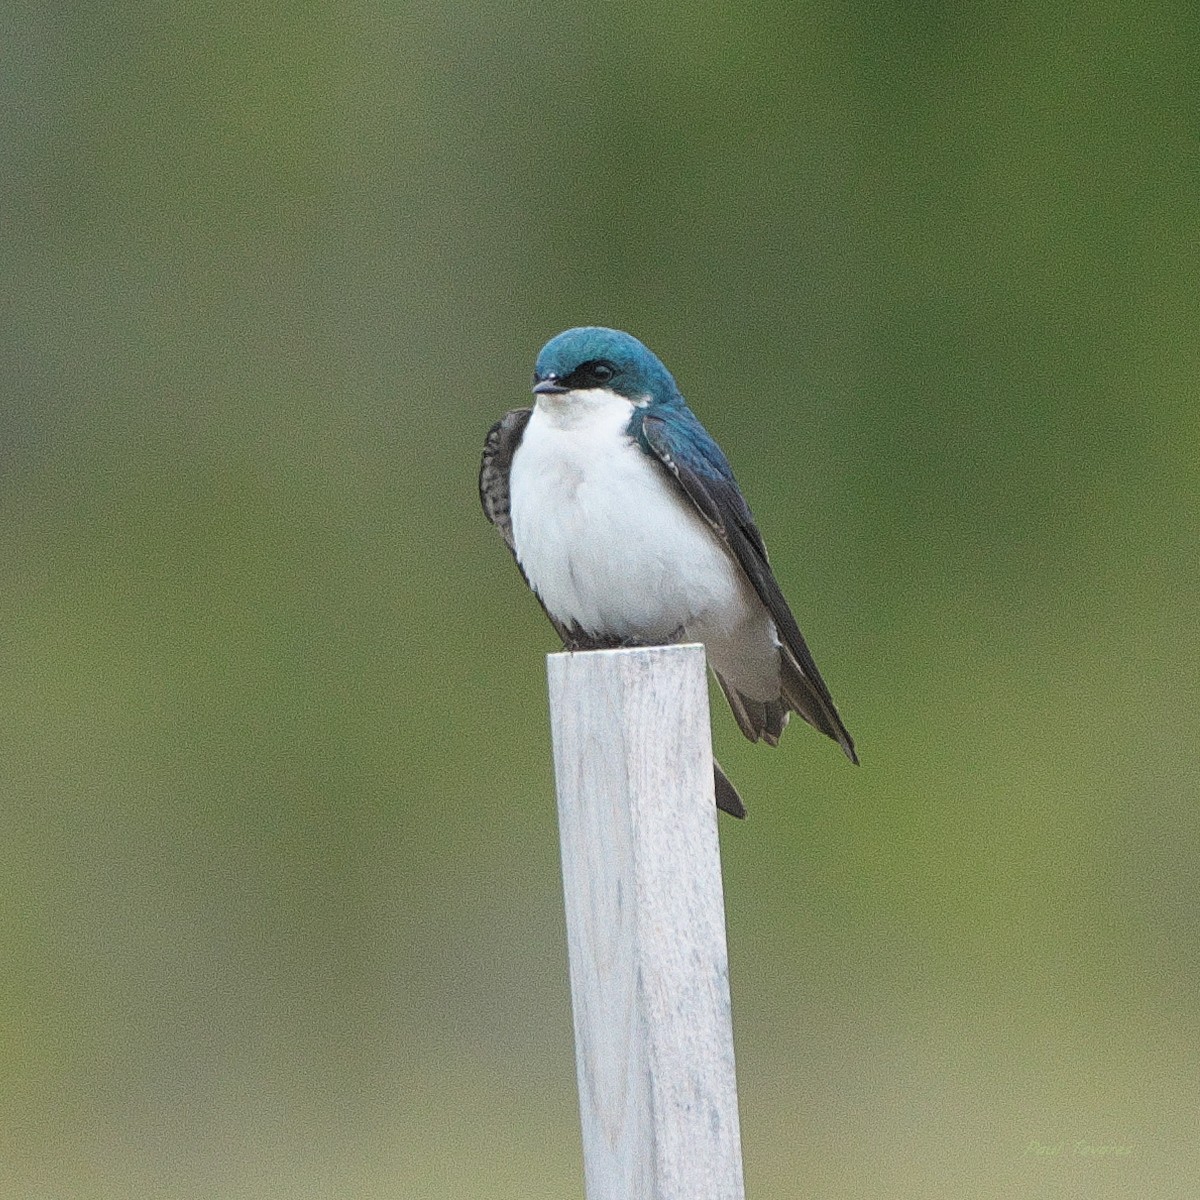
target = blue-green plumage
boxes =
[481,326,857,816]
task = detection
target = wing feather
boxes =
[640,411,858,764]
[480,408,580,647]
[479,407,532,557]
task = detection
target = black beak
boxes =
[532,376,568,395]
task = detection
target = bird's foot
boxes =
[565,629,688,651]
[564,633,638,651]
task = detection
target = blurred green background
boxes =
[4,2,1197,1197]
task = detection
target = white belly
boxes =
[508,388,780,699]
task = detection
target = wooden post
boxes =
[547,644,745,1200]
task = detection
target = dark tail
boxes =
[714,759,747,818]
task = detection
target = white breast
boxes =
[508,388,778,698]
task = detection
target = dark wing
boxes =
[479,407,531,558]
[640,411,858,764]
[480,407,579,648]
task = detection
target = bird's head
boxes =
[532,327,682,408]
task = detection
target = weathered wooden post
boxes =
[547,643,745,1200]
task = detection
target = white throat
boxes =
[532,385,645,433]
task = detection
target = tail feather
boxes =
[714,672,788,746]
[714,759,747,818]
[715,655,857,764]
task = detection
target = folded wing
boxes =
[640,411,857,764]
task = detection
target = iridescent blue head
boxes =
[532,327,683,406]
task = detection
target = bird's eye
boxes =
[590,362,615,383]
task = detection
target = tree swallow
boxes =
[479,326,857,817]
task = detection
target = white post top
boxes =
[547,643,745,1200]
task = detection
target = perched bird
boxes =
[479,326,856,817]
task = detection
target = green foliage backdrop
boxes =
[4,3,1197,1197]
